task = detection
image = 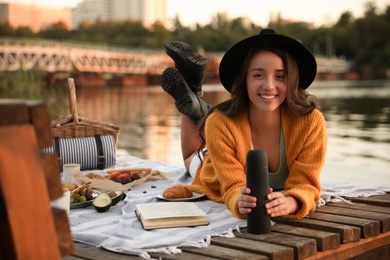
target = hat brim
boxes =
[219,31,317,91]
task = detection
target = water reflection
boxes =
[75,80,390,187]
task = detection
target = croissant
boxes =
[162,184,193,199]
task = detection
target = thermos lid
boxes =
[246,150,268,169]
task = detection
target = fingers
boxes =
[241,186,250,195]
[238,187,256,215]
[239,188,299,218]
[265,193,298,217]
[265,192,287,217]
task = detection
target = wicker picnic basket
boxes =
[51,78,120,146]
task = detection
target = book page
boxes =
[136,202,207,220]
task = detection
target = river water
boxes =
[74,80,390,187]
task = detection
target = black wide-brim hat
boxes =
[219,29,317,92]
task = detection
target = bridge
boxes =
[0,37,353,83]
[0,37,174,76]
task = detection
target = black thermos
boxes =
[246,150,271,234]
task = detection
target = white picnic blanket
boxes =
[68,155,390,259]
[69,155,247,258]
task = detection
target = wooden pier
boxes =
[64,194,390,260]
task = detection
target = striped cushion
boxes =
[43,135,116,170]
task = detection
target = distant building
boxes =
[72,0,167,29]
[0,3,71,32]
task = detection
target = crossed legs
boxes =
[160,41,209,171]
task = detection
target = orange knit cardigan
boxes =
[188,107,328,219]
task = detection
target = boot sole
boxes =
[165,41,208,68]
[160,67,196,115]
[164,41,207,90]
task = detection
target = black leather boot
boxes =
[164,41,207,97]
[160,67,210,125]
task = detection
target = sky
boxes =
[4,0,390,27]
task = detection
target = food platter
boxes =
[70,192,98,210]
[157,192,205,202]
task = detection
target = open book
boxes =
[135,202,209,230]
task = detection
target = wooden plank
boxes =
[42,153,63,201]
[0,100,53,148]
[343,194,390,207]
[327,201,390,215]
[305,230,390,260]
[272,217,360,243]
[181,244,267,260]
[152,251,220,259]
[0,125,61,259]
[211,236,294,260]
[234,229,317,259]
[27,100,53,148]
[63,242,141,260]
[316,205,390,233]
[0,99,29,126]
[307,212,380,238]
[0,189,17,259]
[0,100,63,201]
[271,223,340,252]
[348,244,390,260]
[52,208,74,256]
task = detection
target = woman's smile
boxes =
[259,94,278,100]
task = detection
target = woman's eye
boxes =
[276,74,286,80]
[254,73,264,78]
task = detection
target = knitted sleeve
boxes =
[283,109,328,219]
[203,111,248,218]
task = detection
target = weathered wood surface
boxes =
[0,126,61,259]
[273,216,361,243]
[234,230,317,259]
[343,194,390,207]
[0,100,73,259]
[316,205,390,233]
[270,223,340,252]
[63,193,390,260]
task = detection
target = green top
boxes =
[269,130,289,191]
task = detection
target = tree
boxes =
[40,22,70,39]
[349,2,390,78]
[13,26,34,38]
[0,22,14,36]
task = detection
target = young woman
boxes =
[160,29,327,220]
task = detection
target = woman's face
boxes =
[246,50,287,113]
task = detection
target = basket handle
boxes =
[68,78,79,124]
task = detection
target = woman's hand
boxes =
[265,188,299,217]
[238,187,299,217]
[238,187,273,215]
[238,187,256,215]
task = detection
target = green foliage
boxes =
[0,70,68,119]
[0,70,42,99]
[40,21,71,39]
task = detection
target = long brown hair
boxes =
[197,45,319,156]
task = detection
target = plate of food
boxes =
[157,184,206,201]
[64,182,98,210]
[69,191,98,209]
[157,192,205,202]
